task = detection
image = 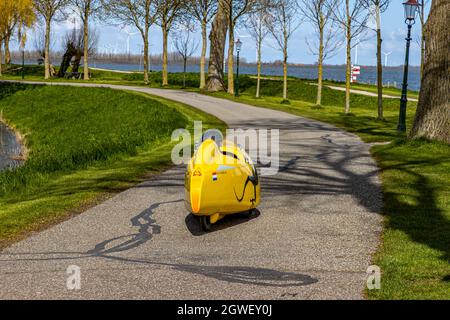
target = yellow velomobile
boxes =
[185,135,260,231]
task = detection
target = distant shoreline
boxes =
[10,60,422,91]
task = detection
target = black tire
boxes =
[243,208,259,219]
[200,216,212,232]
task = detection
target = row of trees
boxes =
[0,0,446,143]
[205,0,391,116]
[0,0,217,84]
[0,0,392,112]
[0,0,423,113]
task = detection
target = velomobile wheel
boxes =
[244,208,259,219]
[200,216,212,232]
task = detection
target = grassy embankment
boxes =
[0,83,225,248]
[1,65,448,298]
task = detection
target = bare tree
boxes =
[57,27,98,77]
[245,0,271,98]
[33,26,56,62]
[0,40,2,76]
[410,0,449,143]
[300,0,342,105]
[205,0,228,92]
[331,0,369,114]
[101,0,156,83]
[173,25,199,88]
[155,0,185,86]
[266,0,300,101]
[224,0,257,94]
[70,0,102,80]
[34,0,69,79]
[362,0,390,119]
[187,0,218,89]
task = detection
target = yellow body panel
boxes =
[185,139,260,223]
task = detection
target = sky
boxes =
[16,0,427,67]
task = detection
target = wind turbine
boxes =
[382,51,392,67]
[103,44,114,55]
[354,37,360,65]
[120,26,139,54]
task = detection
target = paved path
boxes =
[0,81,383,299]
[323,84,419,102]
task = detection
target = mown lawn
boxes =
[369,139,450,299]
[0,83,225,248]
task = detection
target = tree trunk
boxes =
[227,24,235,95]
[57,48,74,77]
[83,9,90,80]
[199,21,207,89]
[256,36,262,98]
[420,36,426,80]
[376,4,383,119]
[0,39,3,76]
[4,33,11,66]
[0,39,3,75]
[410,0,450,143]
[162,25,169,86]
[183,58,187,88]
[316,20,324,105]
[44,18,51,79]
[345,41,351,113]
[205,0,228,92]
[143,30,149,83]
[419,0,426,80]
[283,47,288,101]
[345,10,351,113]
[72,54,82,73]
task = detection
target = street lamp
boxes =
[235,38,242,97]
[397,0,420,132]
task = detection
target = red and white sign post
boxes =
[351,65,361,83]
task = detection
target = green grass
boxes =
[0,83,225,247]
[210,76,415,143]
[369,139,450,299]
[323,79,420,99]
[1,64,201,88]
[1,64,420,98]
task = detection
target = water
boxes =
[15,59,421,91]
[0,122,24,171]
[89,62,421,91]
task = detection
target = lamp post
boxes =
[235,38,242,97]
[397,0,420,132]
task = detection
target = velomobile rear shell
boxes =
[185,139,260,219]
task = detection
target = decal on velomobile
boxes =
[184,136,261,231]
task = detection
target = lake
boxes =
[89,62,421,91]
